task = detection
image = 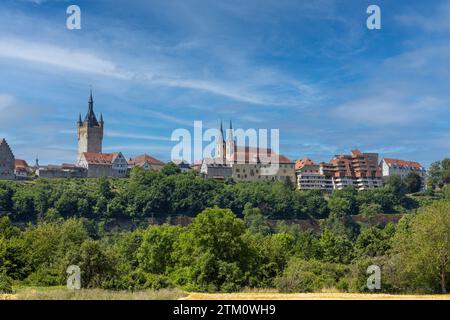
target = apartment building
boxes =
[327,150,383,190]
[381,158,425,179]
[295,150,383,191]
[295,158,332,191]
[381,157,426,189]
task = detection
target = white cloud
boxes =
[106,130,170,141]
[0,93,44,126]
[332,94,440,126]
[0,36,319,107]
[0,38,129,79]
[396,2,450,32]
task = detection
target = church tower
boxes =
[77,90,104,157]
[216,121,226,164]
[226,120,235,162]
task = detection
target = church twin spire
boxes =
[217,120,235,163]
[219,120,233,141]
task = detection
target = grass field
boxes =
[0,286,187,300]
[1,287,450,300]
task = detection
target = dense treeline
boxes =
[1,163,446,223]
[1,160,449,294]
[1,201,449,294]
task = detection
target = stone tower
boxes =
[77,90,104,157]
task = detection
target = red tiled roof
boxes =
[383,158,422,169]
[129,154,164,166]
[82,152,122,165]
[15,159,29,168]
[295,158,316,170]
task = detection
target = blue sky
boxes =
[0,0,449,167]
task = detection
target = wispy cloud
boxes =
[332,94,442,126]
[0,35,319,107]
[0,1,449,167]
[106,130,170,141]
[0,38,129,79]
[396,2,450,32]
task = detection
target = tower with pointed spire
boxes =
[77,90,104,157]
[226,120,235,162]
[216,120,226,163]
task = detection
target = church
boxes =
[198,121,296,183]
[76,91,128,178]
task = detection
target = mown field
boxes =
[183,292,450,300]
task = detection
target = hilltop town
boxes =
[0,92,429,192]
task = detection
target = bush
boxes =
[443,185,450,200]
[23,267,61,287]
[0,271,13,294]
[276,258,349,293]
[348,257,399,293]
[142,273,171,290]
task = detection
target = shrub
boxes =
[23,267,61,287]
[276,258,349,293]
[348,257,399,293]
[0,271,13,294]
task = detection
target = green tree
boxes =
[12,188,36,220]
[385,174,406,197]
[1,219,24,284]
[242,203,271,235]
[328,187,358,217]
[404,172,422,193]
[427,161,443,190]
[354,225,394,258]
[0,183,13,213]
[359,203,382,218]
[98,177,114,199]
[302,190,329,219]
[137,225,180,274]
[319,229,353,264]
[391,201,450,293]
[161,162,181,176]
[65,239,118,289]
[0,271,13,294]
[443,185,450,200]
[171,207,251,292]
[442,159,450,185]
[276,258,349,293]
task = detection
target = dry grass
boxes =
[182,292,450,300]
[3,287,449,300]
[1,287,187,300]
